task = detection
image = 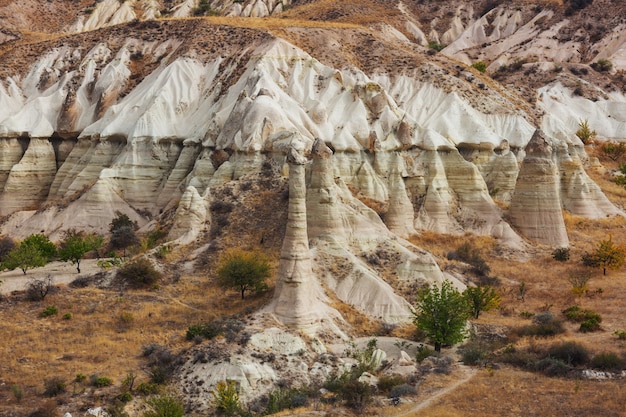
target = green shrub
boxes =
[516,315,564,337]
[547,341,590,366]
[472,61,487,73]
[43,377,66,397]
[551,247,570,262]
[428,41,446,52]
[117,257,162,288]
[342,379,372,412]
[62,312,72,320]
[75,373,87,383]
[144,394,184,417]
[186,322,223,341]
[91,375,113,387]
[591,58,613,72]
[118,391,133,403]
[415,344,436,363]
[534,357,571,377]
[562,305,600,322]
[580,318,601,332]
[136,382,160,396]
[41,305,58,318]
[614,330,626,340]
[591,352,625,371]
[265,387,308,414]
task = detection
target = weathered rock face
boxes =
[509,130,569,247]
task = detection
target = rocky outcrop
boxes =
[509,130,569,247]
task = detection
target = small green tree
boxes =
[2,243,47,274]
[21,233,56,261]
[575,119,597,144]
[217,249,271,299]
[109,211,139,259]
[212,381,241,416]
[463,285,501,319]
[581,235,626,275]
[413,280,470,352]
[58,230,103,273]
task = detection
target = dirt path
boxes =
[0,259,103,294]
[393,365,477,417]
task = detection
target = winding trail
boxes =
[393,365,477,416]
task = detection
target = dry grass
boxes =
[0,251,275,415]
[422,368,626,417]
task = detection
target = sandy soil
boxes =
[0,259,103,294]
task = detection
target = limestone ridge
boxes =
[509,129,569,247]
[269,146,338,334]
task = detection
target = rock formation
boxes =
[509,130,569,247]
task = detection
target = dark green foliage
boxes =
[21,234,56,260]
[591,352,625,371]
[109,211,137,233]
[43,377,66,397]
[58,229,103,273]
[563,304,602,324]
[91,375,113,387]
[144,394,185,417]
[547,341,590,366]
[3,243,47,274]
[579,319,601,332]
[41,305,58,317]
[142,344,176,385]
[136,382,160,396]
[600,142,626,162]
[463,285,501,319]
[534,357,571,377]
[342,379,372,412]
[186,322,223,341]
[109,211,139,258]
[551,247,570,262]
[217,249,271,299]
[413,280,470,352]
[117,258,162,288]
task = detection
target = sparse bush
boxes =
[41,305,58,318]
[186,322,223,341]
[600,142,626,162]
[388,384,417,398]
[265,387,309,414]
[614,330,626,340]
[29,399,58,417]
[43,377,66,397]
[567,269,592,296]
[342,379,372,412]
[377,374,406,394]
[459,341,490,366]
[26,275,54,301]
[591,352,625,370]
[117,257,162,288]
[142,344,176,385]
[144,393,184,417]
[11,384,23,402]
[547,341,590,366]
[552,247,570,262]
[428,41,446,52]
[534,357,571,377]
[562,305,601,323]
[62,312,72,320]
[580,318,601,332]
[448,242,491,276]
[591,58,613,72]
[463,285,501,319]
[516,316,564,337]
[136,382,160,396]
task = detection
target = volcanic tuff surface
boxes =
[0,0,625,412]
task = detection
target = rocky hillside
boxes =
[0,0,625,414]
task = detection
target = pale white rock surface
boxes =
[167,186,211,244]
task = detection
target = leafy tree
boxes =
[2,243,47,274]
[463,285,501,319]
[109,211,139,259]
[109,211,137,233]
[21,234,56,261]
[58,230,103,273]
[581,235,626,275]
[413,280,470,352]
[217,249,271,299]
